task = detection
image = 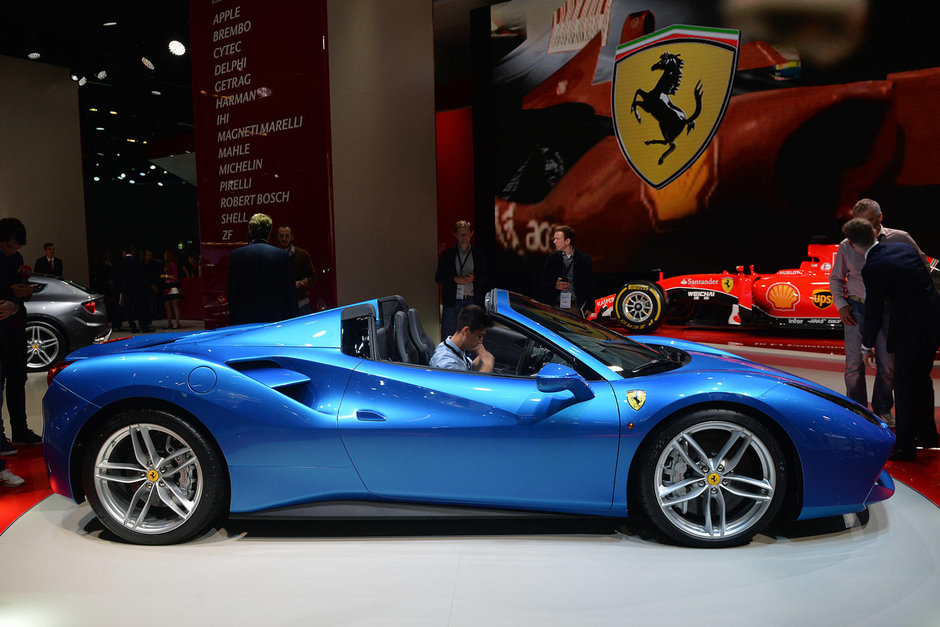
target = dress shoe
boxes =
[915,435,940,449]
[888,447,917,462]
[11,429,42,446]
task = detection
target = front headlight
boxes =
[783,381,883,426]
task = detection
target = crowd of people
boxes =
[91,247,200,332]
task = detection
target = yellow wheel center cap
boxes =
[147,470,160,482]
[706,473,721,486]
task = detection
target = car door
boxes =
[337,353,621,512]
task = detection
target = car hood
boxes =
[636,335,835,393]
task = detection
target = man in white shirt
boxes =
[429,305,494,372]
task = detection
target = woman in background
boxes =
[161,249,184,329]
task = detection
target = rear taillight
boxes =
[47,360,75,385]
[82,300,96,314]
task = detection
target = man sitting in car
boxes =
[429,304,495,372]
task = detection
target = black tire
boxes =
[634,409,787,548]
[25,319,67,371]
[82,408,228,545]
[613,281,664,332]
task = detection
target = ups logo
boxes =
[811,290,833,309]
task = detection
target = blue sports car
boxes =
[42,290,895,547]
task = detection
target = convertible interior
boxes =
[339,295,571,377]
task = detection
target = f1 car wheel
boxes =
[613,281,664,332]
[25,320,66,371]
[82,409,227,545]
[635,409,787,548]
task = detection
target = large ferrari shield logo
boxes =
[613,25,739,189]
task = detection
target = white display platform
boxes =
[1,484,938,626]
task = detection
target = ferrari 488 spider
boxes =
[43,290,894,547]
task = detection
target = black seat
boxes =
[373,327,389,360]
[392,310,420,364]
[407,308,435,365]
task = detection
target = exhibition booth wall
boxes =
[0,56,89,286]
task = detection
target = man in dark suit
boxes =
[540,225,593,316]
[114,244,152,332]
[34,242,63,277]
[843,217,940,461]
[227,213,296,325]
[435,220,488,339]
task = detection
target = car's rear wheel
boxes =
[82,409,227,545]
[635,410,787,548]
[613,281,664,332]
[25,319,66,371]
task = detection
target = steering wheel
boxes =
[517,339,553,376]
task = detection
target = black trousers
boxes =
[892,340,940,450]
[1,327,29,436]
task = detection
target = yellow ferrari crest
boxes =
[627,390,647,411]
[612,25,739,189]
[721,277,734,293]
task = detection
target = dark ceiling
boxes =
[0,1,194,187]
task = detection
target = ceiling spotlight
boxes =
[157,182,164,187]
[95,127,104,131]
[168,40,186,56]
[149,165,156,170]
[28,52,40,60]
[141,57,154,70]
[119,173,126,179]
[103,21,117,27]
[78,76,87,86]
[109,110,117,115]
[129,180,135,184]
[93,176,100,182]
[96,70,108,80]
[70,74,79,81]
[151,90,162,96]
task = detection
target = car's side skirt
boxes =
[229,500,621,520]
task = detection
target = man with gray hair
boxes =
[227,213,296,324]
[829,198,926,426]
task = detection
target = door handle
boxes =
[355,410,387,422]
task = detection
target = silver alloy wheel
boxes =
[26,322,61,369]
[654,420,776,540]
[93,423,203,535]
[623,291,654,323]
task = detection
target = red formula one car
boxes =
[593,243,940,333]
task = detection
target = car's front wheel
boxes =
[25,319,66,371]
[82,409,227,545]
[635,410,787,548]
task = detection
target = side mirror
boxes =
[735,265,744,273]
[536,363,595,402]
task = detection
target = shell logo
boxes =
[766,283,800,311]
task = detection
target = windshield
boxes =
[508,293,666,377]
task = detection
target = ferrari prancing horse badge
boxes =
[627,390,647,411]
